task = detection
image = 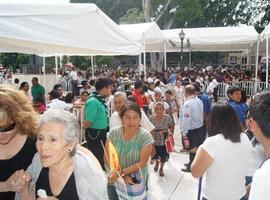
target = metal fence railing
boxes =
[214,81,269,99]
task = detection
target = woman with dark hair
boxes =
[191,103,252,200]
[19,82,32,101]
[149,102,174,177]
[105,103,154,200]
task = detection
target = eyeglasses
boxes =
[0,123,16,133]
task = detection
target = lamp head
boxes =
[179,29,185,40]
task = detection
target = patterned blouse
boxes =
[149,114,173,146]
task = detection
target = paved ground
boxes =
[148,125,199,200]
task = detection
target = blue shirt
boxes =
[180,96,204,136]
[225,100,245,124]
[198,92,211,115]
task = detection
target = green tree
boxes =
[0,53,29,70]
[119,8,144,24]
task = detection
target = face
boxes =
[114,96,124,112]
[229,91,241,102]
[81,93,89,102]
[248,118,263,143]
[0,121,17,145]
[121,110,141,131]
[23,83,29,92]
[154,92,162,101]
[100,86,111,97]
[154,104,164,116]
[36,122,73,168]
[165,93,172,101]
[57,87,63,97]
[83,82,89,89]
[32,79,38,86]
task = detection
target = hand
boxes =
[37,197,59,200]
[5,170,31,192]
[123,175,135,185]
[108,171,119,184]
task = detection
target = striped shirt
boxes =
[107,126,154,183]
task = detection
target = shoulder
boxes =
[86,97,99,105]
[138,127,153,140]
[108,126,121,140]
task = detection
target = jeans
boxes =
[107,184,119,200]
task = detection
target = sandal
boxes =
[154,161,159,172]
[159,169,164,177]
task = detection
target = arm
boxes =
[181,104,191,136]
[122,144,152,176]
[190,146,213,178]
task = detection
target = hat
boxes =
[122,77,131,85]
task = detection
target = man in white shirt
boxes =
[180,85,203,172]
[249,91,270,199]
[70,67,79,96]
[47,90,72,111]
[109,91,154,132]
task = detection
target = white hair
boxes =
[39,109,79,146]
[114,91,127,102]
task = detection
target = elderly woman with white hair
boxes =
[18,109,107,200]
[110,91,154,132]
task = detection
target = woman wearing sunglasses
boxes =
[0,85,38,200]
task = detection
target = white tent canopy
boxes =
[163,26,258,52]
[0,3,142,56]
[260,24,270,40]
[119,22,166,52]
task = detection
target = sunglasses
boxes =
[0,123,16,133]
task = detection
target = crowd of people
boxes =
[0,64,270,200]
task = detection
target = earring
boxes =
[68,148,72,152]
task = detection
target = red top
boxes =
[132,90,144,108]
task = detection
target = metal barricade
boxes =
[73,106,85,144]
[107,99,114,118]
[216,81,269,99]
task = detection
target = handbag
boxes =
[114,164,147,200]
[165,135,174,153]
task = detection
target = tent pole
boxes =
[42,55,46,93]
[255,37,260,94]
[247,48,250,70]
[266,38,269,88]
[138,54,142,73]
[143,38,146,81]
[189,52,192,68]
[60,56,63,69]
[164,41,167,70]
[55,56,58,84]
[143,51,146,81]
[91,56,94,78]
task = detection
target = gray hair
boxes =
[39,109,79,154]
[114,91,127,102]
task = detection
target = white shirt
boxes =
[180,96,203,135]
[201,133,252,200]
[247,142,267,177]
[47,99,72,111]
[109,110,154,132]
[70,70,78,81]
[249,158,270,200]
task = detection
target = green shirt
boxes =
[107,127,154,184]
[84,96,108,129]
[31,84,45,101]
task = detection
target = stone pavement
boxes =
[148,125,199,200]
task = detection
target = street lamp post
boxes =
[179,29,185,69]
